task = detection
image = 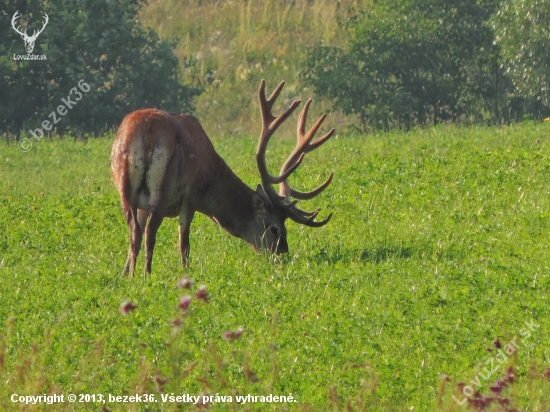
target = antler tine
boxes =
[297,100,336,151]
[278,99,335,201]
[258,80,298,129]
[286,206,333,228]
[310,127,336,150]
[28,13,48,39]
[306,212,332,228]
[298,100,325,149]
[35,13,48,36]
[256,80,301,200]
[11,11,27,36]
[283,171,334,200]
[279,101,335,177]
[259,80,283,116]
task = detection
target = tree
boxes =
[0,0,200,136]
[493,0,550,108]
[303,0,503,130]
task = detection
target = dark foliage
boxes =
[1,0,200,136]
[303,0,549,131]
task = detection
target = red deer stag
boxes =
[111,80,334,276]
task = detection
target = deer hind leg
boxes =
[124,209,148,277]
[123,207,148,277]
[178,208,195,269]
[143,144,172,275]
[122,205,135,276]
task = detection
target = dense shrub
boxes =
[493,0,550,108]
[303,0,550,131]
[303,0,504,130]
[0,0,199,136]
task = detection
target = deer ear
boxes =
[253,184,273,211]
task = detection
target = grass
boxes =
[1,123,550,410]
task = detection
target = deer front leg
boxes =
[178,209,195,269]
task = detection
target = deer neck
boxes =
[197,160,256,238]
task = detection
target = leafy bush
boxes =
[0,0,199,136]
[493,0,550,108]
[303,0,506,130]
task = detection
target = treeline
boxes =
[304,0,550,130]
[2,0,549,137]
[1,0,199,137]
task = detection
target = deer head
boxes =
[11,11,49,54]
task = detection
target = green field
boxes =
[1,123,550,411]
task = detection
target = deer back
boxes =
[111,109,229,218]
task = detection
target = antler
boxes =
[11,11,27,37]
[256,80,334,227]
[256,80,301,202]
[28,13,49,40]
[11,11,48,40]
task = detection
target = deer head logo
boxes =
[11,11,49,54]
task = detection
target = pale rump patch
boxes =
[127,137,145,203]
[146,144,170,207]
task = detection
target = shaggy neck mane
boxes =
[197,155,256,238]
